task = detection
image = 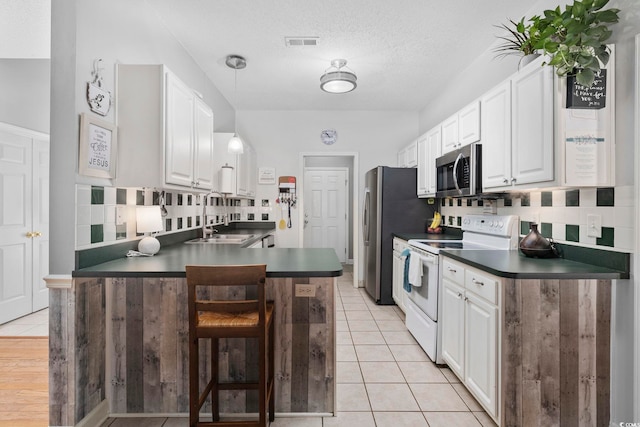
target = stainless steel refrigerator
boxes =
[363,166,435,304]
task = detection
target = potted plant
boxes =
[493,18,541,68]
[531,0,620,87]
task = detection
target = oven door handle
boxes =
[452,153,463,195]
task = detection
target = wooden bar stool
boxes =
[186,264,275,427]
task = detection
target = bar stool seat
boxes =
[186,264,275,427]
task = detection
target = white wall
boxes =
[50,0,235,274]
[0,59,50,133]
[239,110,418,273]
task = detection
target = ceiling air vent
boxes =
[284,37,319,47]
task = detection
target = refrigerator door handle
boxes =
[363,189,370,245]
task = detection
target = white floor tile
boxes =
[366,383,420,411]
[350,331,386,345]
[354,345,394,362]
[374,412,428,427]
[336,383,371,411]
[389,344,430,362]
[422,411,482,427]
[410,383,469,411]
[269,416,322,427]
[323,411,375,427]
[359,361,404,383]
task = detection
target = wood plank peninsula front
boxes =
[48,246,342,426]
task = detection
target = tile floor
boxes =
[0,308,49,336]
[2,265,496,426]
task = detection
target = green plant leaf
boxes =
[594,0,610,10]
[597,9,620,23]
[573,1,586,18]
[576,68,595,87]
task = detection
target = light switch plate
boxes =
[295,284,316,298]
[587,214,602,238]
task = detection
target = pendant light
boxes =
[320,59,357,94]
[226,54,246,154]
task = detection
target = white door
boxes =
[193,97,214,190]
[511,64,554,186]
[303,169,348,262]
[165,71,195,187]
[441,279,465,378]
[465,292,498,418]
[0,124,49,324]
[482,81,512,189]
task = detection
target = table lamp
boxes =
[136,206,163,255]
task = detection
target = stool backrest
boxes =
[185,264,268,329]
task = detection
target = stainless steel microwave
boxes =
[435,143,482,198]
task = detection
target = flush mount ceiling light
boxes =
[226,54,246,154]
[320,59,357,94]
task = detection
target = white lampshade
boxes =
[227,134,244,154]
[136,206,163,233]
[136,206,163,255]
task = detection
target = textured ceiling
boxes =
[147,0,536,111]
[0,0,50,59]
[1,0,538,111]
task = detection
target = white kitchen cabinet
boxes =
[236,142,257,197]
[392,238,408,312]
[458,101,481,145]
[397,148,406,167]
[213,132,257,198]
[441,258,499,421]
[482,61,554,191]
[511,61,554,186]
[441,100,481,155]
[481,81,512,189]
[404,140,418,167]
[417,127,441,197]
[441,279,465,377]
[441,114,459,154]
[116,65,214,190]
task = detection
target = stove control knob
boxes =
[498,221,504,228]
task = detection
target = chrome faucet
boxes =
[202,191,229,238]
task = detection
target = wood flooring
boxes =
[0,337,48,427]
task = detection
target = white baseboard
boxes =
[76,399,108,427]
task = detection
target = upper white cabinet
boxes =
[482,61,554,191]
[481,81,512,189]
[441,100,481,155]
[511,62,554,186]
[397,140,418,168]
[236,142,257,197]
[417,127,441,197]
[116,65,214,190]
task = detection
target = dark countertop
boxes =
[440,249,628,279]
[74,244,343,278]
[394,228,463,242]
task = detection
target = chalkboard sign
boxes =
[566,70,606,109]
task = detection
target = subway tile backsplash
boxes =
[75,184,271,250]
[440,185,634,252]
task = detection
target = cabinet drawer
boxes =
[393,238,408,252]
[465,269,498,304]
[442,259,464,285]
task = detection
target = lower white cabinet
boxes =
[392,238,408,312]
[441,258,499,421]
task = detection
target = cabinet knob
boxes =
[511,177,517,183]
[26,231,35,238]
[448,267,457,273]
[34,231,42,237]
[503,178,509,184]
[457,292,463,298]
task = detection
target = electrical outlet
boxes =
[116,206,125,225]
[587,214,602,238]
[295,284,316,297]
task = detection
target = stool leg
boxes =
[259,331,266,426]
[269,320,275,422]
[211,338,219,422]
[189,336,199,427]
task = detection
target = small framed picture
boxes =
[258,167,276,184]
[78,113,117,179]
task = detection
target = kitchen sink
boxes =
[185,234,255,244]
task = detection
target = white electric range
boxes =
[404,214,519,363]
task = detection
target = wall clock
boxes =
[320,129,337,145]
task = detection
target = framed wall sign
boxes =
[258,167,276,184]
[78,113,118,179]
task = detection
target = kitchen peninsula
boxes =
[48,236,342,426]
